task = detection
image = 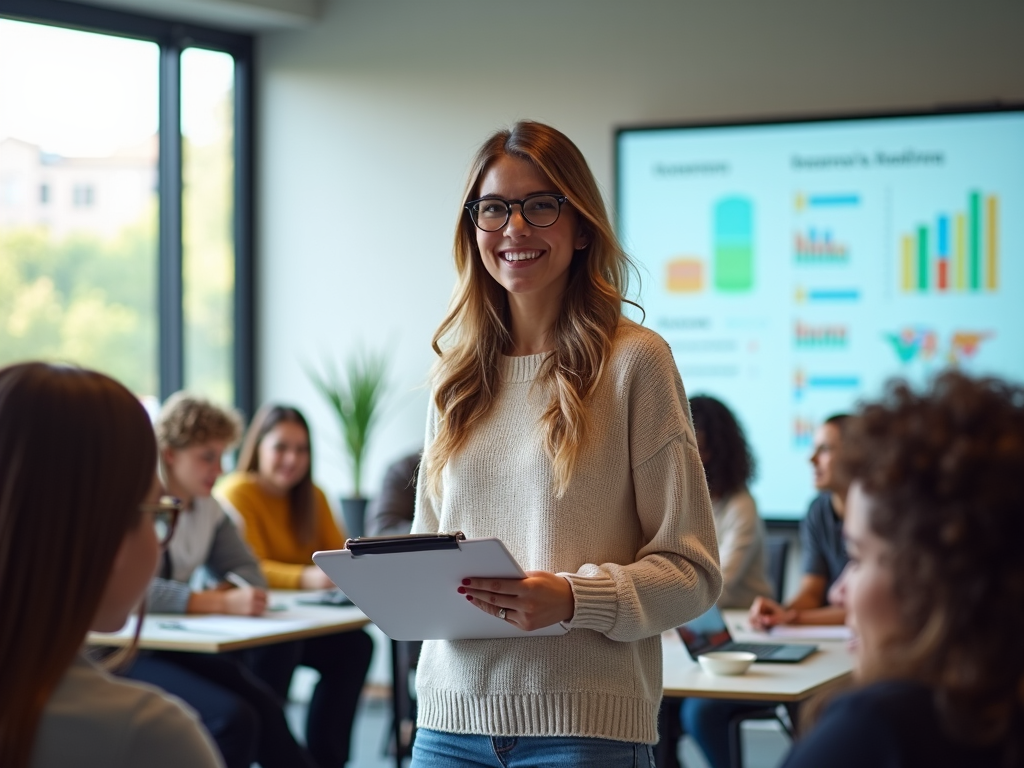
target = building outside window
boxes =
[0,7,252,415]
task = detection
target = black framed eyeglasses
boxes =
[465,193,569,232]
[140,495,183,546]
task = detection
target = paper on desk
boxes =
[156,616,314,635]
[768,625,854,641]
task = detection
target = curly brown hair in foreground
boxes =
[839,371,1024,751]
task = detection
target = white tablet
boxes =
[312,533,569,640]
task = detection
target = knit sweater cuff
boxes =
[560,573,618,632]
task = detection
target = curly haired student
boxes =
[782,371,1024,768]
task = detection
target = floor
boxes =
[286,683,791,768]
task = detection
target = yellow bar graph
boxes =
[987,196,999,290]
[955,214,966,290]
[901,235,914,291]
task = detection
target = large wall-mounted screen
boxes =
[616,108,1024,520]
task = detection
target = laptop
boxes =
[677,605,816,663]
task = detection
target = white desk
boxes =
[88,591,370,654]
[662,611,854,702]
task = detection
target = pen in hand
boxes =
[225,571,252,589]
[222,572,268,615]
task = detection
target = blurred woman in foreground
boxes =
[783,371,1024,768]
[0,363,221,768]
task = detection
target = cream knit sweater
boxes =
[412,320,722,744]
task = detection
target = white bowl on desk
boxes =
[698,651,757,676]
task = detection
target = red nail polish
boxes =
[462,579,471,586]
[466,595,473,601]
[457,586,466,594]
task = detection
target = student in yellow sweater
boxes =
[219,404,372,768]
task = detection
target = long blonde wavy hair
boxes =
[424,121,637,498]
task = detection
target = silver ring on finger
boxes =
[497,608,507,620]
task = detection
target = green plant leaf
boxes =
[305,346,389,498]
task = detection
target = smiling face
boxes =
[840,481,904,674]
[256,420,311,495]
[474,154,587,308]
[162,439,228,503]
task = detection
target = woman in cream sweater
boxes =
[409,121,722,767]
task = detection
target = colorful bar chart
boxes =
[794,228,850,263]
[713,196,754,292]
[900,191,999,293]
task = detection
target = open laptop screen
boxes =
[677,605,732,656]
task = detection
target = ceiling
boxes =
[68,0,322,31]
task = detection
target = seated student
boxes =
[219,404,373,768]
[0,362,221,768]
[365,449,421,537]
[677,395,773,768]
[750,414,850,629]
[782,372,1024,768]
[122,392,316,768]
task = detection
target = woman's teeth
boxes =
[503,250,541,262]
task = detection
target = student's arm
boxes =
[557,341,723,639]
[716,492,763,608]
[186,507,268,615]
[295,488,345,590]
[204,513,267,588]
[146,577,192,614]
[750,574,847,627]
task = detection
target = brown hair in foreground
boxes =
[425,120,637,498]
[237,404,316,545]
[839,370,1024,751]
[0,362,157,768]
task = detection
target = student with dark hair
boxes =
[674,395,772,768]
[689,395,772,609]
[0,363,221,768]
[123,392,316,768]
[782,372,1024,767]
[750,414,850,629]
[220,404,373,768]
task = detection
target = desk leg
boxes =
[654,698,682,768]
[390,639,403,768]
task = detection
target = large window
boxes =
[0,1,253,415]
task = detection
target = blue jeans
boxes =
[411,727,656,768]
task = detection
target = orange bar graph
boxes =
[987,196,999,290]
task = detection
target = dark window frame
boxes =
[0,0,256,417]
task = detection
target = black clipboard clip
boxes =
[345,531,466,556]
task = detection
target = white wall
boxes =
[255,0,1024,506]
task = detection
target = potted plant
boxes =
[307,347,389,539]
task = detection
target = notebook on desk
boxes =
[677,605,816,663]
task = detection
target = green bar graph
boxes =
[917,226,928,291]
[970,191,981,290]
[713,197,754,292]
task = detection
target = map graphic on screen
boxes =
[616,109,1024,519]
